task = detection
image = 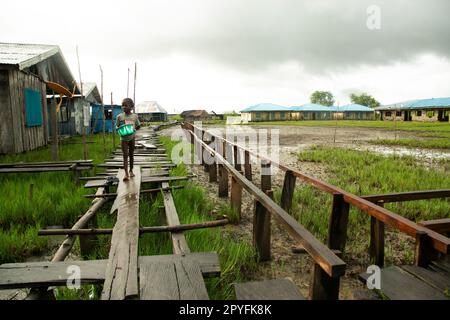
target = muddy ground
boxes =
[161,124,449,299]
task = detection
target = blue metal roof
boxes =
[378,97,450,110]
[241,103,290,112]
[290,103,333,112]
[331,104,374,112]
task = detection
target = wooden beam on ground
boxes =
[38,217,229,235]
[161,182,191,255]
[82,185,185,198]
[101,167,141,300]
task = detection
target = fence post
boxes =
[209,137,217,182]
[369,201,385,267]
[310,264,340,300]
[280,170,296,212]
[253,198,271,261]
[261,160,271,192]
[218,141,228,198]
[415,230,438,267]
[244,150,252,181]
[328,194,350,253]
[230,175,243,222]
[233,145,242,171]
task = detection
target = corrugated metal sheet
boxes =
[241,103,289,112]
[377,97,450,110]
[0,42,59,69]
[291,103,333,112]
[135,101,167,114]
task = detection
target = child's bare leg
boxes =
[122,140,130,181]
[129,139,135,177]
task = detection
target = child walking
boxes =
[116,98,141,181]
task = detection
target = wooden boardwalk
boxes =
[0,126,221,300]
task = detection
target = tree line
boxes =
[310,91,380,108]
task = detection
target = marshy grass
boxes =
[290,146,450,265]
[0,133,119,264]
[246,120,450,134]
[368,138,450,150]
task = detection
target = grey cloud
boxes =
[118,0,450,73]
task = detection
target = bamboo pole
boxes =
[100,65,106,154]
[76,46,87,160]
[111,92,115,148]
[38,217,229,236]
[133,62,137,103]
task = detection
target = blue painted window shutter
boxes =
[24,88,43,127]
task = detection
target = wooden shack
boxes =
[0,43,78,154]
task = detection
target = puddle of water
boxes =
[349,145,450,161]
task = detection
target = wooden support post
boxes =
[280,170,296,212]
[369,201,385,267]
[203,139,211,172]
[218,141,228,198]
[327,194,350,253]
[233,145,241,171]
[230,175,243,222]
[253,199,271,261]
[70,163,81,186]
[244,150,252,181]
[310,263,340,300]
[415,230,438,268]
[261,160,271,192]
[50,97,59,161]
[209,159,217,182]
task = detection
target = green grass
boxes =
[0,133,119,264]
[246,120,450,133]
[291,146,450,265]
[368,138,450,150]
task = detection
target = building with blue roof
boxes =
[375,97,450,122]
[240,103,291,122]
[330,104,374,120]
[291,103,334,120]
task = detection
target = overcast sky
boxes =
[1,0,450,113]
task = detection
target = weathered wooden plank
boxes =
[8,70,23,153]
[253,199,271,262]
[328,194,350,253]
[162,182,190,255]
[174,259,209,300]
[235,279,304,300]
[359,266,448,300]
[98,163,175,168]
[140,260,178,299]
[419,218,450,235]
[280,170,296,212]
[139,259,209,300]
[362,189,450,203]
[230,176,242,220]
[401,265,450,293]
[101,167,141,300]
[139,252,220,277]
[0,260,106,289]
[0,70,13,153]
[0,167,90,173]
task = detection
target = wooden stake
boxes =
[76,46,87,160]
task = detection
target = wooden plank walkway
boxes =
[0,253,221,290]
[101,167,141,300]
[235,278,305,300]
[359,262,450,300]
